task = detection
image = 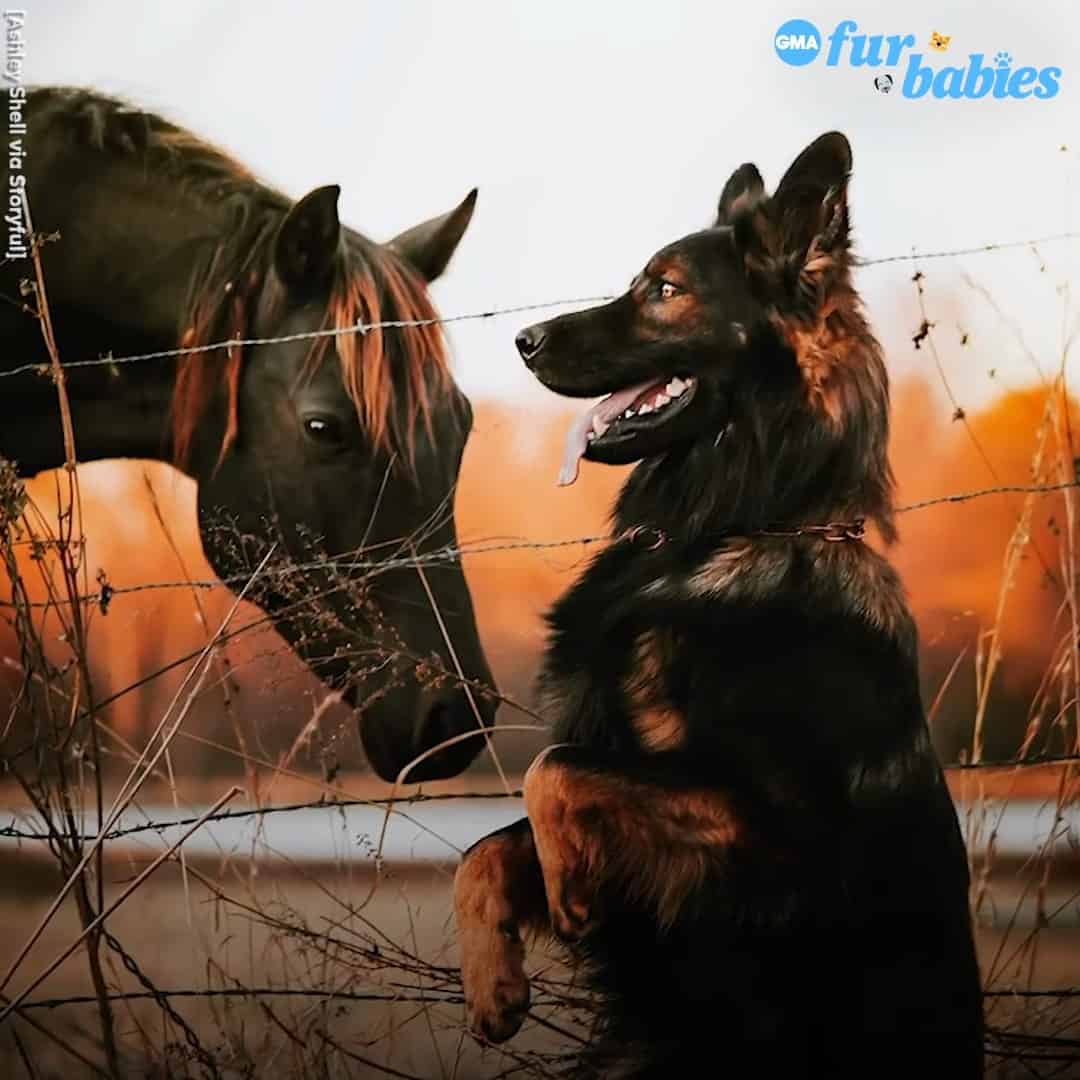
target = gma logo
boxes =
[774,19,823,66]
[775,31,820,51]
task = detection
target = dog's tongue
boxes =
[558,379,663,486]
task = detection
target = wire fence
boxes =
[5,742,1080,847]
[1,231,1077,382]
[0,477,1077,612]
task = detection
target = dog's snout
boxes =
[515,325,547,366]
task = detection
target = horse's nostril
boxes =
[515,326,547,364]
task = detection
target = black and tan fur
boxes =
[454,133,983,1077]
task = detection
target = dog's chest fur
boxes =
[537,534,919,756]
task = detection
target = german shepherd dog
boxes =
[454,133,984,1077]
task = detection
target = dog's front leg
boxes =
[454,816,547,1043]
[524,746,742,941]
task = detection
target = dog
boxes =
[454,132,984,1077]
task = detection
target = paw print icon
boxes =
[994,51,1013,67]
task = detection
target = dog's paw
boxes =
[460,927,531,1044]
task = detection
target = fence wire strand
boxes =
[5,745,1080,846]
[1,232,1076,382]
[0,479,1076,613]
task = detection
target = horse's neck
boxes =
[0,153,229,477]
[0,320,183,476]
[22,135,231,338]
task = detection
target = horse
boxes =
[0,86,496,783]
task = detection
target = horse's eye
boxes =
[659,281,681,300]
[303,415,346,447]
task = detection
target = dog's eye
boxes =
[659,281,681,300]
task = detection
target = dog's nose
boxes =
[515,326,547,365]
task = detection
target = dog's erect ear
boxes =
[732,133,852,312]
[274,185,343,295]
[388,189,478,283]
[770,131,852,259]
[715,163,765,226]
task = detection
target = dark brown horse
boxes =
[0,87,495,782]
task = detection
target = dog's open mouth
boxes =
[558,374,698,485]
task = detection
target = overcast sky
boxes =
[31,1,1080,416]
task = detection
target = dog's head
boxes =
[516,132,857,485]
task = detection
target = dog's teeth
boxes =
[638,401,654,415]
[654,393,670,408]
[667,377,687,397]
[623,409,634,419]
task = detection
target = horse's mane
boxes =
[32,87,452,472]
[32,86,272,206]
[171,228,450,473]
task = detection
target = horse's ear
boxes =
[768,131,852,259]
[274,185,342,294]
[388,188,477,282]
[715,163,764,226]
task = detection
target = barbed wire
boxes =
[13,984,1076,1013]
[17,987,468,1011]
[895,479,1079,514]
[0,295,617,380]
[984,990,1080,999]
[102,928,220,1077]
[0,533,615,609]
[0,232,1076,382]
[1,479,1075,613]
[949,751,1080,771]
[5,745,1080,845]
[857,231,1080,266]
[0,789,525,843]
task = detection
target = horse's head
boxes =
[175,185,496,782]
